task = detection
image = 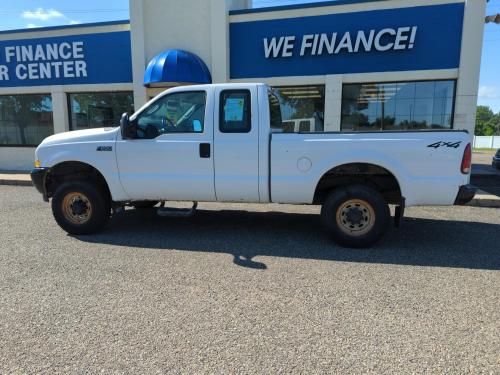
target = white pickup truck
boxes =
[31,83,475,247]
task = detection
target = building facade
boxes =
[0,0,486,170]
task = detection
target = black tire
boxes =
[321,184,390,248]
[131,201,159,209]
[51,180,111,235]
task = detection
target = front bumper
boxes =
[454,184,476,205]
[30,167,49,201]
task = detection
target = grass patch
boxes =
[473,148,496,152]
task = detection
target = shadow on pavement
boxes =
[75,208,500,271]
[471,171,500,197]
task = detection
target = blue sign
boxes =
[230,3,464,79]
[0,31,132,87]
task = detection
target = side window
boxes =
[135,91,206,138]
[219,90,251,133]
[268,90,283,132]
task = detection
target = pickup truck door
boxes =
[115,90,216,201]
[213,86,260,202]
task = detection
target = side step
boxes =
[157,202,198,218]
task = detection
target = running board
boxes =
[157,202,198,218]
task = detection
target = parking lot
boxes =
[472,150,500,196]
[0,185,499,373]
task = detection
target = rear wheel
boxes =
[52,180,111,235]
[321,185,390,248]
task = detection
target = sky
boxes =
[0,0,498,112]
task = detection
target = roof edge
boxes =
[229,0,395,15]
[0,19,130,36]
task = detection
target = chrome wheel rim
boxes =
[336,199,375,236]
[62,192,92,225]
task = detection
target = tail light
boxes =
[461,143,471,174]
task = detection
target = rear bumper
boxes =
[454,184,476,205]
[30,167,49,201]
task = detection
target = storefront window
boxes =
[272,85,325,132]
[0,94,53,146]
[68,92,134,130]
[341,80,455,131]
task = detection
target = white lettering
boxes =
[394,27,411,50]
[354,30,375,52]
[263,25,417,58]
[5,47,15,63]
[409,26,417,49]
[63,61,74,77]
[75,60,87,77]
[34,45,47,61]
[300,34,314,56]
[73,41,84,58]
[28,63,39,79]
[21,45,33,62]
[46,43,59,60]
[39,62,51,79]
[317,33,337,55]
[374,28,396,51]
[52,61,63,78]
[311,34,319,55]
[264,37,285,58]
[335,32,353,54]
[59,42,72,59]
[0,65,8,80]
[15,64,27,80]
[282,36,295,57]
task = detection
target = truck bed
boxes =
[270,130,471,206]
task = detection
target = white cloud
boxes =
[69,20,81,25]
[478,86,500,99]
[26,23,40,28]
[22,8,64,21]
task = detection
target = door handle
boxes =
[199,143,210,158]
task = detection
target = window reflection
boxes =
[341,80,455,131]
[272,85,325,132]
[0,94,53,146]
[69,92,134,130]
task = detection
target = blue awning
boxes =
[143,49,212,87]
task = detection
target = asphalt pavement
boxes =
[0,185,499,374]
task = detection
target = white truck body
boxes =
[34,83,471,206]
[31,83,475,246]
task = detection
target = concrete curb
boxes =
[0,178,32,187]
[467,190,500,208]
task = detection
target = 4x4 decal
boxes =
[427,141,462,149]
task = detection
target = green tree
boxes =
[475,105,499,136]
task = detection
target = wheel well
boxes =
[46,161,111,200]
[313,163,402,205]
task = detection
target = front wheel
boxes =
[321,185,390,248]
[51,180,111,235]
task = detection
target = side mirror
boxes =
[120,112,136,139]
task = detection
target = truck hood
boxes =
[40,127,119,146]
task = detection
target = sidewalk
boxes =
[0,171,32,186]
[1,170,499,208]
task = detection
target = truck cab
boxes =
[117,83,269,203]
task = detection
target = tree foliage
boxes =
[475,106,499,136]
